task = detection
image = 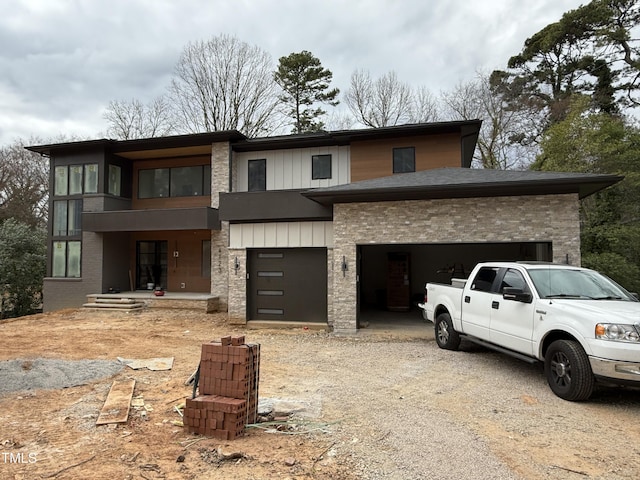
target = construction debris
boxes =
[96,379,136,425]
[117,357,174,371]
[183,335,260,440]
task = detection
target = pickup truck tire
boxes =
[435,313,461,351]
[544,340,594,401]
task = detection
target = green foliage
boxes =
[0,219,46,318]
[582,252,640,294]
[497,0,640,135]
[533,95,640,291]
[274,50,339,133]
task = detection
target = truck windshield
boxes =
[528,268,637,301]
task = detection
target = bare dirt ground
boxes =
[1,308,639,480]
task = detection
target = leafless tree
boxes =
[440,72,541,169]
[104,96,176,140]
[168,34,283,137]
[0,139,49,227]
[345,70,414,127]
[412,86,440,123]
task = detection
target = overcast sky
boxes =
[1,0,587,145]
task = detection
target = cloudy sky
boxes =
[1,0,586,145]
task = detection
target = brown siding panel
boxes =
[350,133,461,182]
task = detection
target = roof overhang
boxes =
[26,131,246,159]
[219,190,332,223]
[302,168,623,205]
[83,207,220,232]
[232,120,482,152]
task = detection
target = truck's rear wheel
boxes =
[544,340,594,401]
[435,313,460,351]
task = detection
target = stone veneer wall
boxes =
[211,142,231,310]
[331,194,581,334]
[227,248,247,324]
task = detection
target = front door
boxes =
[136,241,168,290]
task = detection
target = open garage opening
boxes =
[357,242,552,327]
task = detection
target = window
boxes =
[69,165,83,195]
[139,168,170,198]
[470,267,499,292]
[84,164,98,193]
[138,166,211,199]
[393,147,415,173]
[171,166,204,197]
[54,164,98,196]
[52,200,82,236]
[51,163,95,279]
[312,154,332,180]
[52,241,81,278]
[500,269,529,293]
[54,166,68,196]
[108,165,121,196]
[248,159,266,192]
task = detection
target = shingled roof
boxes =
[302,167,622,205]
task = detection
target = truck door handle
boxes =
[464,296,470,303]
[492,301,499,309]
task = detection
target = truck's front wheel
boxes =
[544,340,594,401]
[435,313,460,351]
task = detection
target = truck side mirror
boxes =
[503,287,533,304]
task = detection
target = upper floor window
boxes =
[393,147,415,173]
[248,159,266,192]
[54,164,99,196]
[108,165,121,196]
[312,154,332,180]
[53,199,82,237]
[138,165,211,199]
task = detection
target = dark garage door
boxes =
[248,248,327,322]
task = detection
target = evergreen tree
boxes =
[0,219,46,318]
[274,51,339,133]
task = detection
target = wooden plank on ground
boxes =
[96,379,136,425]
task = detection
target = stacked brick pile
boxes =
[184,335,260,440]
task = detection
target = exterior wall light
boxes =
[341,256,348,277]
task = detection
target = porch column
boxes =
[211,141,230,310]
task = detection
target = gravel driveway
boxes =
[1,310,638,479]
[255,327,640,479]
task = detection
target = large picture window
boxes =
[393,147,416,173]
[54,164,99,196]
[138,165,211,198]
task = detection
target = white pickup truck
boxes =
[422,261,640,401]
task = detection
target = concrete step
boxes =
[94,297,138,304]
[82,302,145,310]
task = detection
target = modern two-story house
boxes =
[28,120,620,334]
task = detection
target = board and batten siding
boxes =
[229,221,334,248]
[234,146,350,191]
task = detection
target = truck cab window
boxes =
[500,269,529,293]
[470,267,498,292]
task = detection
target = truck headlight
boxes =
[595,323,640,343]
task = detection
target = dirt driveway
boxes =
[1,308,639,479]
